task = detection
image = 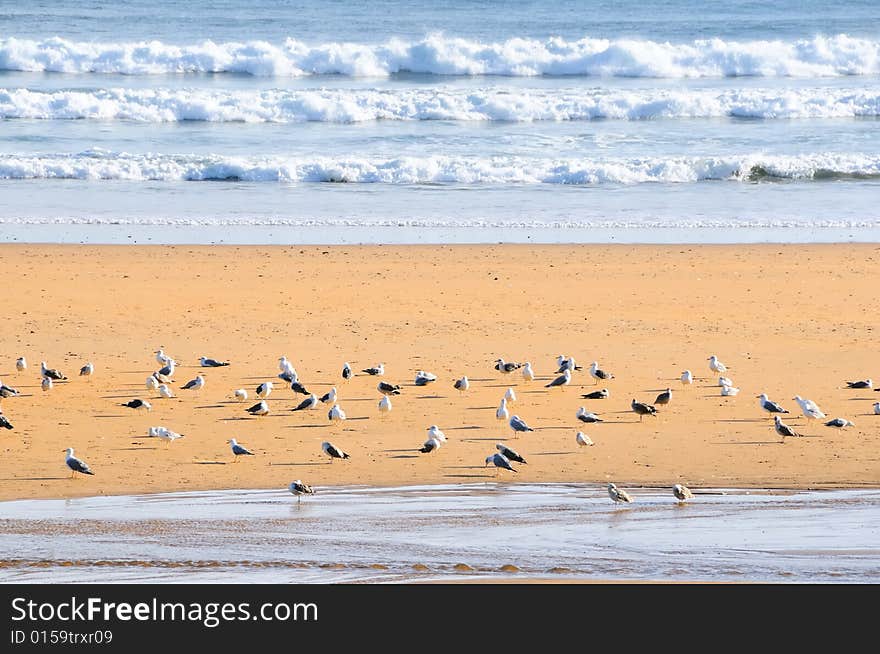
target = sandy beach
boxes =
[0,243,878,502]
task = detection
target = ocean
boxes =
[1,0,879,243]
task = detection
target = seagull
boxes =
[504,387,517,403]
[40,362,66,381]
[721,385,740,396]
[79,362,94,378]
[292,394,319,411]
[588,361,613,385]
[654,388,672,406]
[496,443,526,464]
[707,355,727,374]
[64,447,94,477]
[454,376,469,394]
[146,375,160,391]
[180,374,205,391]
[362,363,385,376]
[155,427,184,446]
[631,399,657,421]
[521,362,535,382]
[0,413,13,430]
[757,394,788,415]
[496,397,510,421]
[158,384,174,399]
[509,415,534,438]
[228,438,255,460]
[874,402,880,415]
[427,425,447,442]
[845,379,872,389]
[0,383,21,398]
[290,381,310,395]
[673,484,694,502]
[200,356,229,367]
[155,349,171,365]
[419,437,442,453]
[718,376,734,388]
[378,395,392,414]
[680,370,693,386]
[322,440,350,462]
[485,452,517,474]
[153,360,176,383]
[414,370,437,386]
[15,357,26,372]
[246,400,269,416]
[279,356,295,374]
[377,381,401,396]
[825,418,855,429]
[319,387,337,404]
[328,403,346,423]
[289,480,315,502]
[494,358,522,374]
[607,483,632,503]
[556,356,581,373]
[793,396,826,420]
[775,415,801,440]
[122,399,152,411]
[233,388,248,402]
[41,376,53,392]
[581,388,609,400]
[545,368,571,389]
[256,381,273,399]
[342,362,352,380]
[576,407,603,423]
[278,370,298,383]
[575,431,594,447]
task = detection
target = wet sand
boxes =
[0,243,878,502]
[1,484,878,583]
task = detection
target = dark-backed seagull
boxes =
[588,361,613,385]
[494,358,522,374]
[825,418,855,429]
[290,381,310,395]
[414,370,437,386]
[545,369,571,389]
[654,388,672,405]
[845,379,872,389]
[328,404,346,422]
[673,484,694,502]
[227,438,255,459]
[0,413,13,430]
[576,407,603,423]
[774,415,801,440]
[377,381,401,395]
[496,443,526,463]
[122,399,152,411]
[41,362,67,381]
[631,399,657,421]
[289,480,315,501]
[181,374,205,391]
[200,356,230,367]
[322,440,350,462]
[319,387,338,404]
[79,362,94,377]
[292,394,319,411]
[509,415,534,438]
[757,394,788,414]
[64,447,94,477]
[246,400,269,416]
[362,363,385,376]
[419,437,442,453]
[581,388,609,400]
[342,362,352,380]
[454,376,469,393]
[154,360,176,383]
[874,402,880,415]
[485,452,517,474]
[278,370,298,383]
[556,356,581,373]
[0,383,20,398]
[607,483,632,503]
[256,381,273,399]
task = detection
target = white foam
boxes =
[0,150,878,184]
[3,85,880,122]
[1,34,878,78]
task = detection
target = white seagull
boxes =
[707,355,727,374]
[155,349,172,365]
[158,384,174,399]
[521,362,535,382]
[874,402,880,415]
[607,483,632,503]
[504,387,517,403]
[575,432,594,447]
[64,447,94,477]
[378,395,392,414]
[146,375,160,391]
[328,403,347,423]
[233,388,248,402]
[200,356,230,367]
[680,370,693,386]
[155,427,184,446]
[427,425,447,442]
[721,385,740,396]
[41,376,53,392]
[793,395,826,420]
[718,376,734,388]
[496,397,510,421]
[15,357,26,372]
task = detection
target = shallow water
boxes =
[0,484,877,583]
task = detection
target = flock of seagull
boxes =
[1,348,876,506]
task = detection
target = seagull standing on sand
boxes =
[155,349,171,366]
[521,362,535,382]
[15,357,26,372]
[414,370,437,386]
[673,484,694,502]
[41,376,53,392]
[427,425,447,442]
[290,381,310,395]
[319,387,338,404]
[496,397,510,421]
[496,443,526,464]
[874,402,880,415]
[362,363,385,376]
[757,393,788,415]
[155,427,184,446]
[793,395,826,420]
[680,370,693,386]
[545,368,572,389]
[485,452,517,474]
[378,395,392,414]
[342,362,352,380]
[825,418,855,429]
[181,374,205,391]
[79,362,94,378]
[146,375,159,391]
[292,394,319,411]
[233,388,248,402]
[607,483,632,503]
[454,376,469,394]
[589,361,613,385]
[708,355,727,374]
[158,384,174,399]
[41,362,66,381]
[246,400,269,416]
[556,356,581,373]
[289,480,315,502]
[631,399,657,421]
[64,447,94,477]
[654,388,672,406]
[122,399,152,411]
[576,407,603,423]
[228,438,255,460]
[322,441,350,462]
[775,415,801,440]
[575,432,594,447]
[419,437,442,453]
[154,360,176,383]
[504,387,516,403]
[200,356,230,367]
[256,381,273,399]
[328,403,347,423]
[509,415,534,438]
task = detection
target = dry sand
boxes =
[0,243,878,502]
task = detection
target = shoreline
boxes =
[0,242,878,502]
